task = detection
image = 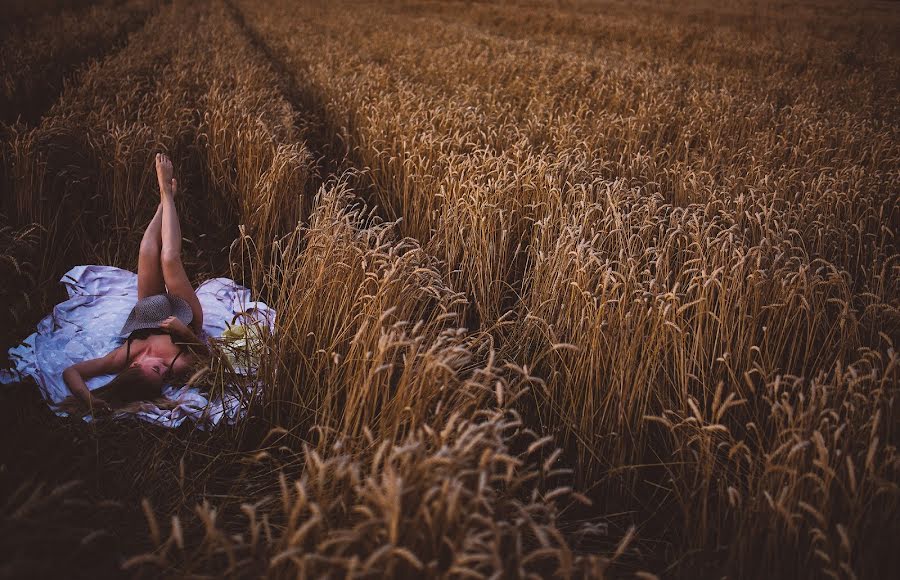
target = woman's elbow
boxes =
[62,366,80,385]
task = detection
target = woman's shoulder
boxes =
[126,329,178,356]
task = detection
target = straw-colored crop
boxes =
[1,0,896,578]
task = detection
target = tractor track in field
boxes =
[220,0,338,177]
[221,0,391,225]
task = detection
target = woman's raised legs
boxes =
[156,153,203,330]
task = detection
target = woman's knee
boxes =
[139,238,160,258]
[160,249,182,269]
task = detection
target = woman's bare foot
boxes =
[155,152,177,199]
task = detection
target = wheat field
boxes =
[0,0,897,578]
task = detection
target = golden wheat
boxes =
[2,0,897,578]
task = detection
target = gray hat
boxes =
[121,293,194,336]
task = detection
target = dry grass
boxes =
[230,0,900,575]
[1,0,897,578]
[247,180,480,439]
[123,409,627,578]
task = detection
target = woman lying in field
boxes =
[60,153,210,416]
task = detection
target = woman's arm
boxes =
[62,345,128,409]
[160,316,210,356]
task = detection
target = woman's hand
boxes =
[160,316,209,356]
[90,396,113,416]
[160,316,190,336]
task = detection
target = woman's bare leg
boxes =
[137,203,165,299]
[157,153,204,330]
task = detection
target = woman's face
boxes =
[130,356,169,386]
